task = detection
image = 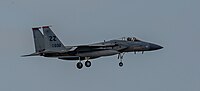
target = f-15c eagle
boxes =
[22,26,163,69]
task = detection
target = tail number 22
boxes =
[49,36,56,41]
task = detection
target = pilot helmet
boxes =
[127,37,132,41]
[132,37,136,41]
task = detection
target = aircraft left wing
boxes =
[68,43,118,52]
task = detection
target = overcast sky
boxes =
[0,0,200,91]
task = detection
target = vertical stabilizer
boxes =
[32,27,45,52]
[42,26,67,52]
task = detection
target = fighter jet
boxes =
[22,26,163,69]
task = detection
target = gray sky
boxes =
[0,0,200,91]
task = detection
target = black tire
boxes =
[119,62,123,67]
[76,62,83,69]
[85,61,91,67]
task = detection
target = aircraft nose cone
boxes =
[149,43,163,50]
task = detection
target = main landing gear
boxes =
[76,57,91,69]
[76,62,83,69]
[118,52,125,67]
[85,61,91,67]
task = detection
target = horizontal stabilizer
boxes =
[21,52,40,57]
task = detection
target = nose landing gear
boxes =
[118,52,125,67]
[119,62,123,67]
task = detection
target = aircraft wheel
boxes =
[119,62,123,67]
[76,62,83,69]
[85,61,91,67]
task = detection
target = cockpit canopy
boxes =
[126,37,141,42]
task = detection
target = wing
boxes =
[68,43,118,52]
